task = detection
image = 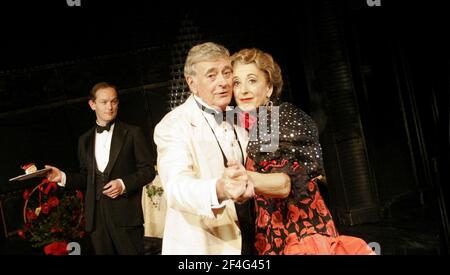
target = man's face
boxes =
[88,87,119,126]
[186,58,233,110]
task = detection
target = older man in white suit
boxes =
[154,42,255,255]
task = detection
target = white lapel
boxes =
[185,95,249,168]
[184,96,225,177]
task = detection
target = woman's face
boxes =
[232,62,273,111]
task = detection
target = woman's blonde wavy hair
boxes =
[231,48,283,100]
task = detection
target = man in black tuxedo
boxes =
[46,82,155,255]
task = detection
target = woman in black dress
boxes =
[230,48,374,255]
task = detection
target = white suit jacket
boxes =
[153,95,248,255]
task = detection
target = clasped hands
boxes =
[217,160,255,204]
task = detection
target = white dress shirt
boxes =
[193,95,243,207]
[95,123,114,172]
[58,122,125,193]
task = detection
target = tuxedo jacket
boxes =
[154,95,249,254]
[66,120,155,232]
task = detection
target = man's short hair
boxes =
[184,42,230,77]
[89,82,117,100]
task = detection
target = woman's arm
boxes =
[248,171,291,199]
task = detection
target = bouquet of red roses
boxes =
[18,177,86,255]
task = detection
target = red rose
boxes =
[310,192,329,217]
[48,197,60,208]
[43,181,57,195]
[76,190,84,201]
[316,198,329,217]
[43,241,68,255]
[26,209,37,221]
[288,204,300,223]
[255,233,271,254]
[17,230,25,238]
[41,203,50,215]
[256,208,270,228]
[271,211,284,229]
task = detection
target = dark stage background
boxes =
[0,0,448,254]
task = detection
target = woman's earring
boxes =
[264,99,273,110]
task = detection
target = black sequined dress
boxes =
[246,102,373,255]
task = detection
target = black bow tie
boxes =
[96,121,114,133]
[195,100,235,125]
